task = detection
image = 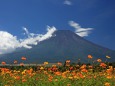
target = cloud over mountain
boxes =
[0,31,20,54]
[0,26,57,54]
[69,21,94,37]
[20,26,57,49]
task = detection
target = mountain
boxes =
[0,30,115,64]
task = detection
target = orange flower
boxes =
[20,63,24,66]
[100,63,107,68]
[81,69,88,72]
[88,55,93,59]
[15,76,20,80]
[0,68,10,72]
[22,79,27,82]
[80,64,86,69]
[104,82,110,86]
[21,57,26,60]
[97,59,102,62]
[48,78,52,82]
[1,61,6,65]
[48,75,53,82]
[14,60,17,64]
[106,75,112,79]
[106,69,112,74]
[55,71,61,76]
[94,75,97,78]
[78,73,84,78]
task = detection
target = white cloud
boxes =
[23,27,38,38]
[69,21,93,37]
[64,0,72,5]
[20,26,57,49]
[39,26,56,41]
[0,26,57,54]
[0,31,20,54]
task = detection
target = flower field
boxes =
[0,55,115,86]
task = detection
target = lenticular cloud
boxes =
[69,21,93,37]
[0,26,57,54]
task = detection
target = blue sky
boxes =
[0,0,115,54]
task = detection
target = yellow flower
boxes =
[106,55,111,59]
[67,84,71,86]
[68,76,73,79]
[22,69,27,75]
[52,65,57,67]
[54,79,58,82]
[44,62,49,65]
[40,67,44,70]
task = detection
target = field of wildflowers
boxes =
[0,55,115,86]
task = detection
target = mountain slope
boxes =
[0,30,115,63]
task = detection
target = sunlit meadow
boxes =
[0,55,115,86]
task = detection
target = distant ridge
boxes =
[0,30,115,63]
